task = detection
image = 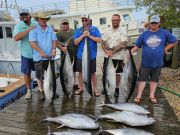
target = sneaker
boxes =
[39,91,45,101]
[25,89,32,100]
[114,88,119,98]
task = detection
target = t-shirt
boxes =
[102,26,127,60]
[73,25,101,60]
[135,28,177,68]
[13,20,37,58]
[56,29,77,61]
[29,24,57,61]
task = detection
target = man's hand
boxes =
[39,52,47,58]
[61,46,67,53]
[83,30,90,37]
[51,50,56,57]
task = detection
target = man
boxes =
[13,9,37,100]
[74,14,102,96]
[29,13,57,100]
[101,14,128,98]
[131,15,177,104]
[56,18,79,90]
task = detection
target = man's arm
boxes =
[111,41,128,55]
[30,41,46,58]
[131,46,139,54]
[14,26,35,41]
[51,40,57,57]
[74,34,85,45]
[164,41,178,54]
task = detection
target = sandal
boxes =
[94,91,100,97]
[75,89,83,95]
[149,97,157,104]
[134,97,141,104]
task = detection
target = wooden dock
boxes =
[0,49,179,135]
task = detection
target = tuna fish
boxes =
[99,128,154,135]
[102,57,116,102]
[49,130,91,135]
[97,111,155,126]
[44,61,54,103]
[82,38,93,96]
[44,113,99,129]
[97,102,150,114]
[60,51,74,96]
[119,49,137,102]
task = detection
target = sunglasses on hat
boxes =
[20,13,29,17]
[150,22,158,25]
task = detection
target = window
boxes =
[5,27,12,38]
[0,26,3,39]
[100,17,106,25]
[123,14,131,22]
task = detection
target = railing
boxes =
[26,0,134,14]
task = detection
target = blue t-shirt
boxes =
[29,24,57,61]
[73,26,101,60]
[13,20,38,58]
[135,28,177,68]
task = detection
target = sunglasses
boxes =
[63,22,69,25]
[82,19,88,22]
[150,22,158,24]
[20,13,29,16]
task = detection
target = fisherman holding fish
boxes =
[102,14,128,98]
[29,13,57,100]
[74,14,102,96]
[131,15,177,104]
[56,18,79,91]
[13,9,37,100]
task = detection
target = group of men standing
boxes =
[13,9,177,103]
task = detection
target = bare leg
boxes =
[78,72,83,91]
[91,73,97,92]
[136,81,146,98]
[37,79,43,92]
[149,81,157,98]
[24,74,31,89]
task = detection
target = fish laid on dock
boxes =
[97,102,150,114]
[97,111,155,126]
[102,57,116,101]
[44,61,54,103]
[44,113,99,129]
[82,38,93,96]
[60,51,74,96]
[99,128,154,135]
[119,50,137,102]
[49,129,91,135]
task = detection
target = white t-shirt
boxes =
[102,26,128,60]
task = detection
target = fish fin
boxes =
[96,100,105,107]
[56,124,65,129]
[87,114,96,119]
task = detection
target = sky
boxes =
[2,0,147,21]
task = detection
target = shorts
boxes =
[103,57,124,73]
[21,56,34,75]
[138,67,161,82]
[34,60,55,80]
[75,58,96,73]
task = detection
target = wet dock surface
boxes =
[0,48,179,135]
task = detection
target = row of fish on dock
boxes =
[45,102,155,135]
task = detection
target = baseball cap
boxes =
[150,15,160,23]
[81,13,89,19]
[19,9,29,14]
[61,18,69,24]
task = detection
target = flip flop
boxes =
[149,97,157,104]
[75,89,83,95]
[134,97,141,104]
[94,91,100,97]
